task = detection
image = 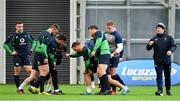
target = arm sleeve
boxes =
[146,37,155,50]
[3,35,14,54]
[41,43,48,58]
[48,53,55,64]
[41,36,52,58]
[83,47,91,70]
[93,31,103,52]
[114,32,122,44]
[169,36,176,52]
[70,52,83,57]
[28,33,36,51]
[55,51,62,65]
[115,43,123,53]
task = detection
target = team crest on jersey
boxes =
[19,38,26,45]
[15,63,19,66]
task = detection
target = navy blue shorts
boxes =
[13,55,31,67]
[110,56,120,68]
[32,52,47,70]
[98,54,110,65]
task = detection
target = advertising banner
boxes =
[117,59,180,85]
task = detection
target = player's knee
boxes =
[110,70,116,76]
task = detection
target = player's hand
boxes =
[110,53,114,58]
[148,41,154,46]
[65,53,70,57]
[167,50,172,56]
[91,51,96,57]
[11,51,17,56]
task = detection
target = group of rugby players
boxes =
[3,20,129,95]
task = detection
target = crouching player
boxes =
[45,37,67,94]
[66,41,98,95]
[16,24,64,95]
[67,42,128,95]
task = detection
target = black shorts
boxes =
[89,57,98,73]
[106,66,110,75]
[32,52,47,70]
[13,55,31,67]
[98,54,110,65]
[110,56,120,68]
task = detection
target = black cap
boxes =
[156,22,165,29]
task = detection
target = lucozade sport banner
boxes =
[117,59,180,85]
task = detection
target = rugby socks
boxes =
[30,80,35,87]
[18,82,26,90]
[90,73,95,88]
[91,81,95,89]
[111,75,117,91]
[14,75,20,88]
[90,73,94,81]
[51,70,59,90]
[39,76,46,93]
[99,74,111,92]
[46,83,51,92]
[86,86,92,93]
[116,74,126,86]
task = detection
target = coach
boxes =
[146,22,176,96]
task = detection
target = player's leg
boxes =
[163,64,172,96]
[90,73,95,89]
[107,75,129,95]
[36,64,49,93]
[13,55,22,89]
[155,65,163,96]
[14,66,21,88]
[81,70,93,95]
[46,75,52,93]
[97,64,111,95]
[17,69,38,94]
[110,56,126,93]
[90,57,98,89]
[48,62,64,94]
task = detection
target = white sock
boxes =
[46,83,51,92]
[121,85,125,89]
[91,81,95,88]
[54,89,59,92]
[86,86,92,93]
[18,82,26,90]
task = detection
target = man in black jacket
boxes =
[146,22,176,96]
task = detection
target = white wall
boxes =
[0,0,6,84]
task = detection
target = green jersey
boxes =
[93,31,110,55]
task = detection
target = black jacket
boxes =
[146,33,176,65]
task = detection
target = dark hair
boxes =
[16,21,23,25]
[88,25,98,30]
[56,33,66,41]
[61,43,67,52]
[50,23,60,31]
[106,20,114,26]
[71,42,81,48]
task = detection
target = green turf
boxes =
[0,84,179,100]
